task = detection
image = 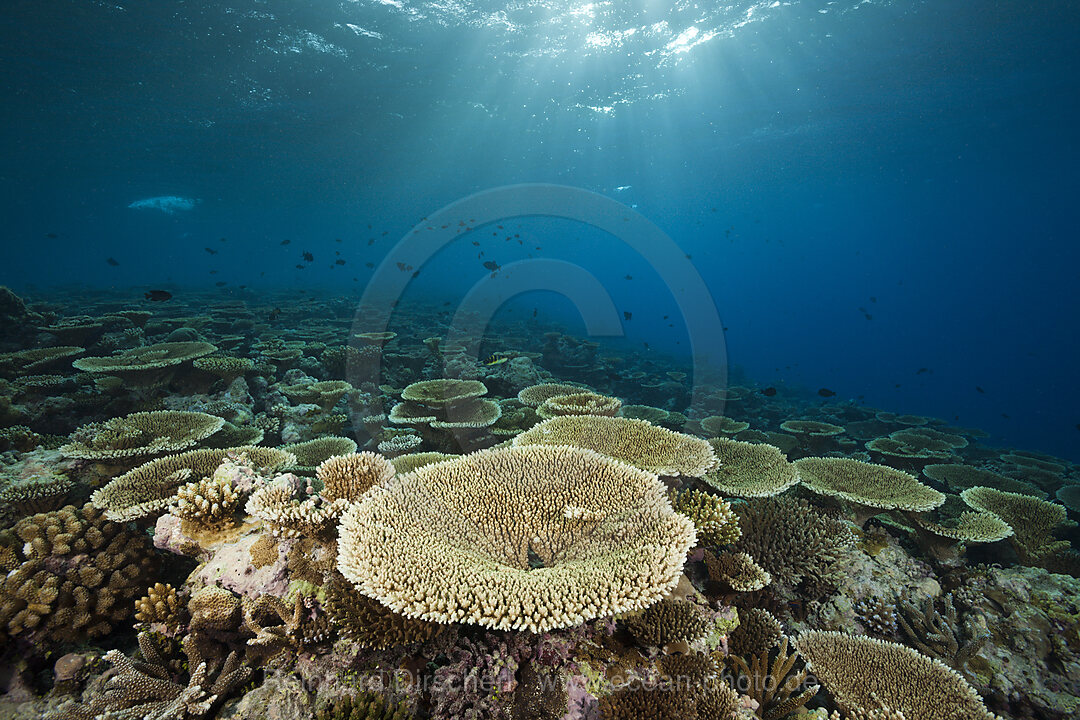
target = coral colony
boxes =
[0,285,1077,720]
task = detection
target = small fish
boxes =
[209,270,218,275]
[365,262,374,268]
[471,241,480,246]
[624,275,632,280]
[483,260,500,272]
[106,257,119,266]
[335,259,346,265]
[295,264,304,269]
[916,368,929,375]
[144,290,172,301]
[396,262,408,271]
[624,311,632,321]
[818,388,836,397]
[532,308,538,318]
[1075,424,1080,431]
[335,237,343,243]
[864,313,873,320]
[280,239,291,245]
[870,296,877,303]
[335,250,341,256]
[205,247,217,254]
[1001,413,1010,419]
[302,252,313,262]
[411,270,420,278]
[45,232,58,239]
[976,386,985,394]
[483,352,512,366]
[215,281,226,287]
[761,387,777,397]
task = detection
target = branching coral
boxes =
[895,594,987,673]
[668,488,741,546]
[704,550,772,593]
[535,391,622,420]
[317,451,396,503]
[795,631,1003,720]
[337,444,696,632]
[733,496,854,596]
[516,382,588,407]
[623,598,712,647]
[73,341,218,387]
[281,436,359,473]
[134,582,186,634]
[727,635,818,720]
[960,486,1071,564]
[513,415,717,477]
[325,571,442,649]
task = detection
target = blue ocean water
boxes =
[2,0,1078,460]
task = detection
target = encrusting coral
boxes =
[513,414,717,477]
[702,436,800,498]
[61,410,226,460]
[337,444,696,632]
[795,630,1004,720]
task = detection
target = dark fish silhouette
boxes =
[624,311,632,321]
[411,270,420,279]
[335,238,343,243]
[761,387,777,397]
[215,281,226,287]
[818,388,836,397]
[870,296,877,303]
[302,252,313,262]
[916,368,930,375]
[976,386,985,394]
[483,260,500,272]
[624,275,632,280]
[532,308,538,318]
[295,264,304,269]
[205,247,217,255]
[335,259,346,265]
[46,232,58,239]
[365,262,374,268]
[144,290,172,301]
[106,257,119,266]
[281,239,291,245]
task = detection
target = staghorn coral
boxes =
[281,436,359,473]
[325,571,442,649]
[895,593,987,673]
[727,635,818,720]
[92,446,295,522]
[702,437,800,498]
[0,502,158,646]
[49,631,251,720]
[61,410,226,460]
[134,582,186,634]
[513,415,717,477]
[795,457,945,526]
[317,451,396,503]
[337,444,696,632]
[623,598,712,647]
[794,631,1003,720]
[704,550,771,593]
[535,391,622,420]
[733,495,854,595]
[668,488,741,546]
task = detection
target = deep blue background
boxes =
[2,0,1078,459]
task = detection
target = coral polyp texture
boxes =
[513,414,717,477]
[336,444,696,632]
